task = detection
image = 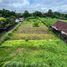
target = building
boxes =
[51,21,67,40]
[15,17,24,23]
[19,18,24,22]
[15,19,20,23]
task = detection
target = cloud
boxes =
[0,0,67,13]
[0,0,3,3]
[8,0,29,8]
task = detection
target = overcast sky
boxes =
[0,0,67,13]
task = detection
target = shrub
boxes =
[33,22,39,27]
[0,17,6,22]
[25,38,29,42]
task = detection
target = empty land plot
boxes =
[15,19,49,34]
[0,18,67,67]
[9,18,57,40]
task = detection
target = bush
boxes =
[25,38,29,42]
[0,17,6,22]
[33,22,39,27]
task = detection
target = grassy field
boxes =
[0,17,67,67]
[8,18,58,40]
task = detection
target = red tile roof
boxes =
[52,21,67,34]
[52,21,67,30]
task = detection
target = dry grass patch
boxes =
[16,26,48,34]
[9,33,57,40]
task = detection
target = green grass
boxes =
[0,39,67,67]
[38,18,57,27]
[0,17,67,67]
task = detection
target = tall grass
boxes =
[0,40,67,67]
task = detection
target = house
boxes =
[19,18,24,22]
[15,19,20,23]
[51,21,67,39]
[15,17,24,23]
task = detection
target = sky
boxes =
[0,0,67,13]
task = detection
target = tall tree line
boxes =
[0,9,67,19]
[0,9,19,30]
[22,10,67,19]
[0,9,17,18]
[0,9,67,31]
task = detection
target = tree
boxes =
[0,17,6,22]
[0,16,16,29]
[0,17,7,28]
[47,9,53,17]
[0,9,17,18]
[32,11,42,17]
[22,10,31,18]
[64,14,67,19]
